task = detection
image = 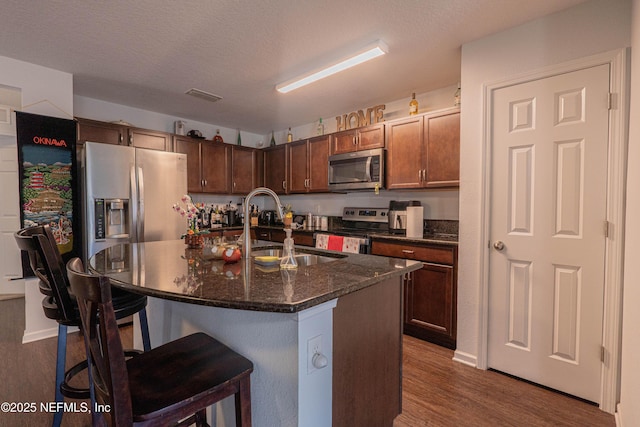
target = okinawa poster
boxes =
[16,111,81,273]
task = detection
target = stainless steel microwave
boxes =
[328,148,384,191]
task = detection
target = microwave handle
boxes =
[365,156,372,181]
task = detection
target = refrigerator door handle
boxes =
[130,164,139,243]
[137,165,145,242]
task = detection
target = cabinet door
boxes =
[128,128,171,151]
[202,142,230,193]
[307,135,330,192]
[405,264,455,348]
[288,140,308,193]
[174,136,202,193]
[357,124,384,150]
[231,146,257,194]
[331,130,357,155]
[77,118,126,145]
[424,111,460,187]
[385,117,424,189]
[263,145,287,194]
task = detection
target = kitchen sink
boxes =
[252,248,346,266]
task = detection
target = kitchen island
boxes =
[89,239,421,427]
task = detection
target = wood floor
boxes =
[1,298,615,426]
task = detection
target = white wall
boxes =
[618,0,640,424]
[457,0,630,383]
[0,55,74,336]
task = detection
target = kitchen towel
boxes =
[406,206,424,238]
[327,235,344,251]
[342,237,362,254]
[315,234,329,249]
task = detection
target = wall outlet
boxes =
[307,334,322,374]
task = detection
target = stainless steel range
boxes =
[315,207,388,254]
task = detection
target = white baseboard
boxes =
[22,325,78,344]
[615,403,623,427]
[453,349,478,367]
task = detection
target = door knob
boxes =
[493,241,505,251]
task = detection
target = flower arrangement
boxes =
[282,204,294,228]
[173,195,208,247]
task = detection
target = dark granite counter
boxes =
[89,239,421,313]
[368,232,458,246]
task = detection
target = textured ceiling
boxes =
[0,0,586,134]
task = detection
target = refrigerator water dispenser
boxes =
[95,198,130,240]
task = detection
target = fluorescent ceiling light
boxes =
[276,40,388,94]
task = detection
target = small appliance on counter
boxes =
[388,200,421,234]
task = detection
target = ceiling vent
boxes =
[185,88,223,103]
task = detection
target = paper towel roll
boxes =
[406,206,424,238]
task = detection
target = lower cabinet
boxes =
[253,227,314,247]
[371,239,457,349]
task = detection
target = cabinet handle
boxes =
[422,169,426,182]
[128,134,133,146]
[352,136,357,146]
[401,249,415,255]
[119,133,124,144]
[282,180,286,190]
[233,182,236,188]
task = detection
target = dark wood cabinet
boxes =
[174,136,229,193]
[128,127,171,151]
[77,117,171,151]
[231,146,260,194]
[77,117,127,145]
[263,145,288,194]
[371,239,458,349]
[331,124,384,155]
[253,227,314,247]
[289,135,330,193]
[386,109,459,189]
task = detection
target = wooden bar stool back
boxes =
[14,225,151,427]
[66,257,253,427]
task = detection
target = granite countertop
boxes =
[368,232,458,246]
[89,239,421,313]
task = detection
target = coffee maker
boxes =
[388,200,421,234]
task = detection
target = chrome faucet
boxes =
[243,187,285,259]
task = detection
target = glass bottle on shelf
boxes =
[287,127,293,143]
[270,131,276,147]
[454,83,461,107]
[316,118,324,136]
[409,92,419,115]
[237,129,242,145]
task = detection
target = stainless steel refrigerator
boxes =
[82,141,188,259]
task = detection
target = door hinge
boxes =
[603,220,611,238]
[608,92,616,110]
[601,345,606,363]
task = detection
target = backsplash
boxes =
[424,219,458,236]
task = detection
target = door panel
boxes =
[488,64,609,403]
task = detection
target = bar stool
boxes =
[14,225,151,427]
[67,257,253,426]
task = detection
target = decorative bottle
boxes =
[237,130,242,145]
[213,129,224,143]
[270,131,276,147]
[316,118,324,136]
[409,93,419,115]
[280,228,298,269]
[287,128,293,143]
[454,83,461,107]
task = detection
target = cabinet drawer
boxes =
[371,240,454,264]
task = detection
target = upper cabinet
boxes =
[174,136,229,194]
[77,117,127,146]
[263,145,288,194]
[331,123,384,155]
[386,109,459,189]
[289,135,330,193]
[77,117,171,151]
[231,145,262,194]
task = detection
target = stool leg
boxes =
[53,324,67,427]
[139,307,151,351]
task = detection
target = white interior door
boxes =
[488,64,609,403]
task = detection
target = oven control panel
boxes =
[342,207,388,223]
